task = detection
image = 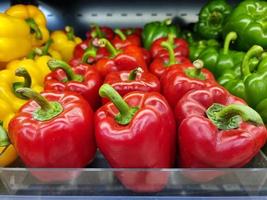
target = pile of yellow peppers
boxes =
[0,4,82,167]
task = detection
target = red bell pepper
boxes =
[86,24,114,40]
[112,29,141,49]
[175,86,267,169]
[45,59,102,110]
[95,39,147,77]
[95,84,176,192]
[149,38,192,78]
[8,88,96,168]
[73,38,90,59]
[161,59,217,108]
[121,28,142,37]
[110,28,151,64]
[70,39,109,66]
[150,34,189,58]
[102,67,160,103]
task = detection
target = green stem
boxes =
[161,38,176,66]
[25,18,42,40]
[241,45,264,77]
[47,59,84,82]
[99,84,139,125]
[65,26,75,41]
[125,29,134,35]
[91,24,105,38]
[185,59,205,80]
[98,38,121,57]
[223,32,237,54]
[128,67,143,80]
[163,18,172,26]
[42,38,53,55]
[16,88,63,121]
[13,67,32,100]
[0,121,10,147]
[82,44,97,63]
[206,103,264,130]
[210,11,223,25]
[114,29,127,41]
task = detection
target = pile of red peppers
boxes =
[3,22,267,193]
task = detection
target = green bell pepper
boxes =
[142,19,180,49]
[189,38,220,62]
[223,0,267,51]
[198,32,245,77]
[218,45,266,115]
[195,0,232,40]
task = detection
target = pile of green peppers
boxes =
[187,0,267,124]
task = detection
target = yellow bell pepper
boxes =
[0,13,32,63]
[0,120,17,167]
[5,4,49,47]
[50,26,82,62]
[28,39,62,60]
[0,55,51,166]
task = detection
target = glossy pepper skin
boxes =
[0,13,32,63]
[162,60,217,108]
[195,0,232,40]
[86,25,114,40]
[112,28,141,49]
[102,68,160,103]
[6,56,51,93]
[50,26,82,62]
[142,19,181,49]
[45,59,102,110]
[0,65,50,167]
[150,34,189,59]
[5,4,49,47]
[217,45,264,107]
[223,0,267,51]
[95,39,147,77]
[189,38,220,62]
[95,84,176,192]
[71,39,109,66]
[8,88,96,169]
[198,32,245,77]
[28,39,62,60]
[175,87,267,170]
[0,122,17,167]
[149,36,192,78]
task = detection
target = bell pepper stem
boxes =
[91,24,104,38]
[161,37,177,66]
[242,45,264,77]
[128,67,143,80]
[163,18,172,26]
[16,88,63,121]
[47,59,84,82]
[25,18,42,40]
[0,121,10,147]
[206,103,264,130]
[210,11,223,25]
[13,67,32,100]
[185,59,205,80]
[82,45,97,63]
[99,84,139,125]
[42,38,53,55]
[125,29,134,35]
[98,38,121,57]
[29,39,54,58]
[223,32,237,54]
[114,29,127,41]
[65,26,75,41]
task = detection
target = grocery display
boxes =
[1,0,267,198]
